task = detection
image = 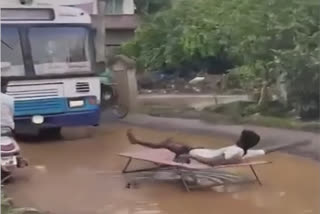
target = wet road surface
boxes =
[5,124,320,214]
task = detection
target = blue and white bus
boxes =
[1,1,101,134]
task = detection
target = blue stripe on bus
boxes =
[14,97,99,117]
[43,109,100,127]
[14,98,67,116]
[15,108,100,127]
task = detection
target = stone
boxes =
[15,208,42,214]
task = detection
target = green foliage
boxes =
[124,0,320,115]
[1,192,16,214]
[123,0,236,70]
[243,104,260,116]
[266,2,320,115]
[227,64,263,90]
[272,36,320,108]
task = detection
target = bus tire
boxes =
[100,85,114,110]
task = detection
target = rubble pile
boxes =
[138,74,224,94]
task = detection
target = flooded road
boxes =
[4,124,320,214]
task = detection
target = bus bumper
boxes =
[14,109,100,128]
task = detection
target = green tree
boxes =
[124,0,320,117]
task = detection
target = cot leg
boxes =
[176,168,191,192]
[250,165,262,186]
[181,176,191,192]
[122,158,132,173]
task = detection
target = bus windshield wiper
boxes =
[1,40,13,50]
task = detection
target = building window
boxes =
[105,0,123,14]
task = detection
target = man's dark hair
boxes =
[236,129,260,155]
[1,78,9,93]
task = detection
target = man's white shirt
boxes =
[1,93,15,129]
[189,145,265,164]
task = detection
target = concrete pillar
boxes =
[110,55,138,112]
[95,0,106,62]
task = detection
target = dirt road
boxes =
[4,124,320,214]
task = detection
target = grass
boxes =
[1,192,16,214]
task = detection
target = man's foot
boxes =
[17,157,28,168]
[161,137,173,145]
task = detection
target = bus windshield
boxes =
[1,27,25,77]
[29,27,92,76]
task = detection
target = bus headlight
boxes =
[32,115,44,124]
[69,100,84,108]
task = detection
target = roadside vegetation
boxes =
[125,0,319,125]
[2,189,41,214]
[2,191,15,214]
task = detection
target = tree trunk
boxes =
[258,82,272,106]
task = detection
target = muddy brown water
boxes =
[4,124,320,214]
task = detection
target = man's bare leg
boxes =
[127,129,172,149]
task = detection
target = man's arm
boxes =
[244,140,311,159]
[243,150,265,159]
[263,140,310,154]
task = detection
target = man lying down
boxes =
[127,129,309,166]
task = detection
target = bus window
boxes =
[29,27,92,76]
[1,27,25,77]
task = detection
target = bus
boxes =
[1,1,101,135]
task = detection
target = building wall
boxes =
[123,0,135,14]
[105,0,135,15]
[105,30,135,57]
[105,30,135,45]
